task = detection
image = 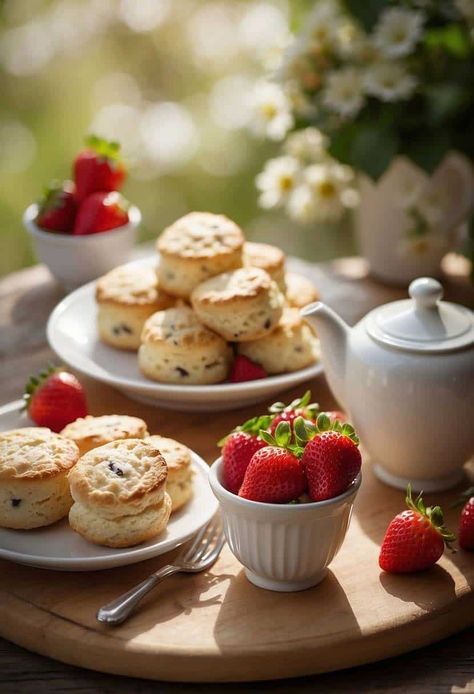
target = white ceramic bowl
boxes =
[46,256,324,412]
[209,456,361,592]
[23,203,141,291]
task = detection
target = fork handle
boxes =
[96,564,179,625]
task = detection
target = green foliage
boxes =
[342,0,391,32]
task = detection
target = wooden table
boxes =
[0,256,473,693]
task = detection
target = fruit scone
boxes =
[157,212,244,299]
[0,428,79,529]
[191,267,284,342]
[139,305,233,384]
[238,307,319,374]
[96,264,177,350]
[61,414,149,456]
[147,435,193,513]
[68,439,171,548]
[242,242,286,292]
[284,272,319,309]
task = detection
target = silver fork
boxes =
[96,515,225,625]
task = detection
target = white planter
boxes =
[24,203,141,292]
[355,153,473,286]
[209,456,361,592]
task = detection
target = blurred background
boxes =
[0,0,354,278]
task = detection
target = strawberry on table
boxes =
[298,413,361,501]
[229,355,267,383]
[73,135,126,202]
[36,180,77,233]
[456,488,474,551]
[23,365,88,433]
[73,191,129,236]
[379,486,455,573]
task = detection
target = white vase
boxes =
[355,152,473,286]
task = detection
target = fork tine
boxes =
[179,516,218,563]
[192,519,221,562]
[198,533,226,568]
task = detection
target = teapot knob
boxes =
[409,277,443,309]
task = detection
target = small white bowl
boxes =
[209,456,361,592]
[23,203,141,292]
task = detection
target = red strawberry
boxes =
[238,446,306,503]
[36,180,77,233]
[73,135,126,202]
[222,431,267,494]
[24,365,88,433]
[459,497,474,551]
[268,390,319,434]
[229,355,267,383]
[379,486,455,573]
[301,427,361,501]
[326,410,345,423]
[73,191,129,236]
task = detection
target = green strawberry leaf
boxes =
[274,421,291,448]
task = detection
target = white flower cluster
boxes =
[250,1,438,223]
[255,128,358,223]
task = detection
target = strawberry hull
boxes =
[209,456,361,592]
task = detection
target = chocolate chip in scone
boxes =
[112,323,133,336]
[264,319,271,329]
[108,462,124,477]
[11,498,21,508]
[176,366,189,377]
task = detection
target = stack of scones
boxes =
[0,415,194,548]
[96,211,320,384]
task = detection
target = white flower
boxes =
[288,162,357,223]
[303,1,341,49]
[456,0,474,23]
[250,81,294,141]
[364,62,417,102]
[285,80,318,118]
[276,37,321,91]
[256,156,301,209]
[323,67,365,118]
[284,128,328,163]
[373,8,425,58]
[287,185,319,223]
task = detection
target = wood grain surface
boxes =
[0,255,473,691]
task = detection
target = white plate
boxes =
[0,401,218,571]
[46,256,323,412]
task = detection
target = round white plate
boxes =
[0,401,218,571]
[46,256,323,412]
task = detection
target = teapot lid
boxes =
[366,278,474,352]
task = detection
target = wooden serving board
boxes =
[0,376,472,683]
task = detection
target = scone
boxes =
[243,241,286,292]
[96,264,176,350]
[0,427,79,529]
[237,308,319,374]
[68,438,172,548]
[285,272,319,309]
[61,415,149,456]
[138,306,232,385]
[157,212,244,299]
[191,267,284,342]
[147,435,193,513]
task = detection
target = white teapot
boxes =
[302,278,474,491]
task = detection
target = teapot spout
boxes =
[301,302,350,409]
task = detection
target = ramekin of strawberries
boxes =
[208,391,362,592]
[23,135,141,291]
